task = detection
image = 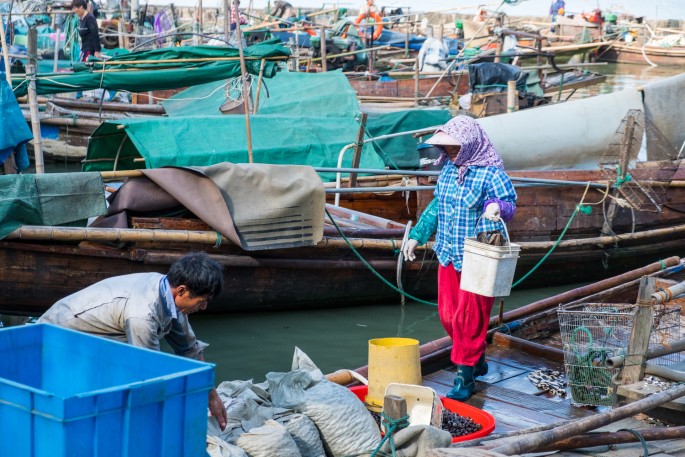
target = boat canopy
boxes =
[85,69,453,178]
[1,71,32,171]
[11,41,290,97]
[0,172,107,239]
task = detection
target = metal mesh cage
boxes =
[558,303,681,406]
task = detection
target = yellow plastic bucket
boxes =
[366,337,422,412]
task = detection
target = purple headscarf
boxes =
[435,116,504,184]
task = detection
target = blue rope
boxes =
[370,413,410,457]
[617,428,649,457]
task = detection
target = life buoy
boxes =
[353,11,383,40]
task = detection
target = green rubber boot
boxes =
[447,365,475,401]
[474,352,488,378]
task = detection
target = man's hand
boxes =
[209,388,227,430]
[402,239,419,262]
[94,51,102,58]
[484,202,501,222]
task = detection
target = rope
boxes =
[214,232,222,248]
[370,413,410,457]
[325,209,437,306]
[617,428,649,457]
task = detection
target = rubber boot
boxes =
[474,352,488,378]
[447,365,475,401]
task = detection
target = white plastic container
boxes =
[460,238,520,297]
[383,383,443,430]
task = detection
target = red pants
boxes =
[438,264,495,366]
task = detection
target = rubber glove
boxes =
[403,239,419,261]
[484,202,501,222]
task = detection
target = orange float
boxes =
[353,11,384,40]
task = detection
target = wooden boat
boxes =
[597,41,685,66]
[328,257,685,454]
[0,203,436,315]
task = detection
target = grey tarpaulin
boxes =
[642,72,685,157]
[95,163,325,250]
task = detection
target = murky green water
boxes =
[12,62,684,384]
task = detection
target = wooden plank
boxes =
[621,276,657,384]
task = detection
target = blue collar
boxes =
[159,276,178,319]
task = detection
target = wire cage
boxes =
[558,303,681,406]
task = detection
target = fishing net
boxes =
[558,302,681,406]
[599,109,680,214]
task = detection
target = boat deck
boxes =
[423,343,685,456]
[425,343,594,434]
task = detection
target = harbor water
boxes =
[13,62,685,384]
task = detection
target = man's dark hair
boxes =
[167,252,224,299]
[72,0,88,9]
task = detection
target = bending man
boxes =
[38,252,228,430]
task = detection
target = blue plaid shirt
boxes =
[410,161,517,270]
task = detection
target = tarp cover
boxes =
[83,115,387,182]
[0,172,107,239]
[93,163,324,250]
[642,72,685,157]
[11,41,290,97]
[365,109,452,169]
[0,71,32,171]
[162,70,359,118]
[86,69,453,179]
[469,62,529,94]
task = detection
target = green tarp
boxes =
[0,172,107,239]
[83,116,387,182]
[162,69,360,118]
[11,41,290,97]
[84,67,451,179]
[366,110,451,169]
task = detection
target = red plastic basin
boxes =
[349,385,495,443]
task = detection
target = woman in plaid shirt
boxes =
[403,116,517,401]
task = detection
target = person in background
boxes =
[402,116,517,401]
[549,0,566,19]
[359,0,379,17]
[72,0,101,59]
[38,252,229,430]
[271,0,298,21]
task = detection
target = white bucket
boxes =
[383,383,443,430]
[461,237,520,297]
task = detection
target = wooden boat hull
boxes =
[597,43,685,66]
[0,238,438,315]
[348,73,469,99]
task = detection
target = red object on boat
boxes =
[348,385,496,443]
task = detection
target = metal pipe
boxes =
[644,364,685,383]
[651,280,685,304]
[607,337,685,368]
[326,186,434,194]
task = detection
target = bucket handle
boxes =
[475,214,514,256]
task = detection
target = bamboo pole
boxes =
[491,382,685,455]
[198,0,204,40]
[302,45,393,63]
[0,14,11,86]
[26,29,44,174]
[349,113,368,188]
[93,56,287,65]
[233,0,254,163]
[253,59,265,114]
[414,57,419,106]
[487,257,681,330]
[533,426,685,453]
[52,25,61,73]
[320,25,327,72]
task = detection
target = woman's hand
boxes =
[484,202,501,221]
[403,239,419,261]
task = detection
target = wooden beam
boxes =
[620,276,657,384]
[349,113,368,188]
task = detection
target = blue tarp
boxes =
[0,71,32,171]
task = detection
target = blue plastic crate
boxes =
[0,324,214,457]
